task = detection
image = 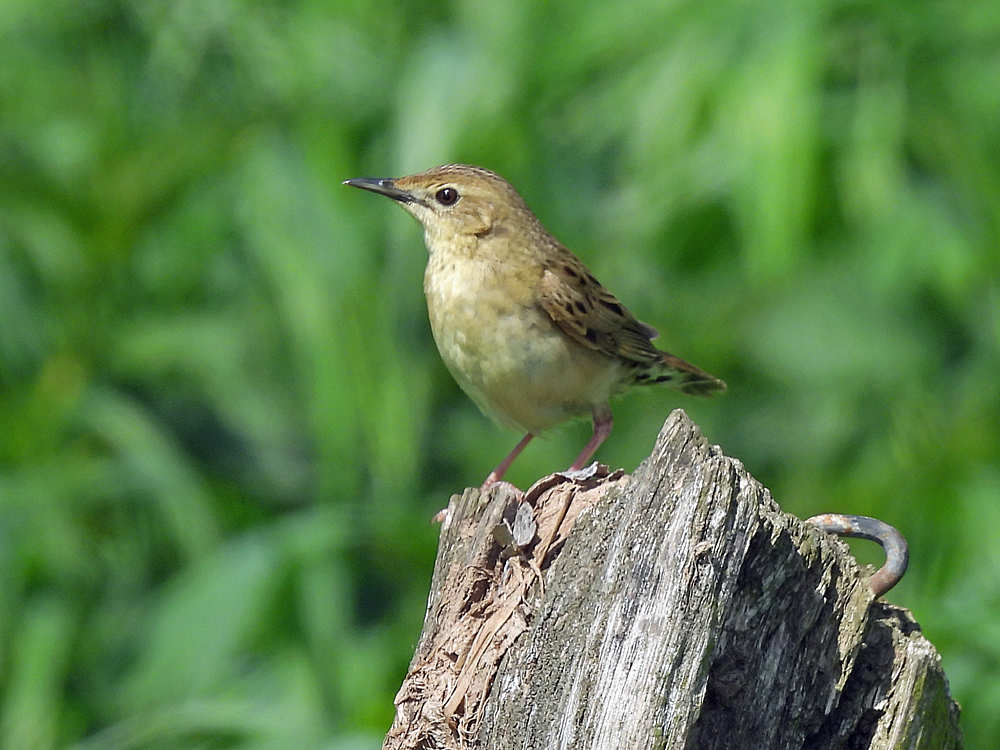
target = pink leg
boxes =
[569,404,613,471]
[482,432,534,489]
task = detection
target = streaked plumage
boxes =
[345,165,724,487]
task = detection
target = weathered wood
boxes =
[384,410,962,749]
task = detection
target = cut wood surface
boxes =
[383,409,962,750]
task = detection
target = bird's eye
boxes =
[435,187,459,206]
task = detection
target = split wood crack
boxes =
[384,465,625,749]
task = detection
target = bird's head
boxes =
[344,164,535,249]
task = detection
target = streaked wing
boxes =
[537,257,661,365]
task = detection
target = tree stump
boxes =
[384,410,962,749]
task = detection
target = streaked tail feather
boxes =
[631,352,727,396]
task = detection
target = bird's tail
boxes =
[631,352,727,396]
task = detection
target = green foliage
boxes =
[0,0,996,747]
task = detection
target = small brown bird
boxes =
[344,165,725,488]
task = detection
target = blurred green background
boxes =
[0,0,996,747]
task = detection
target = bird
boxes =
[344,164,725,489]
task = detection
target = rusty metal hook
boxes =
[805,514,909,597]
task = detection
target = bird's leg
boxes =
[482,432,534,489]
[568,404,613,471]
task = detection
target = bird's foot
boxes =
[555,462,605,482]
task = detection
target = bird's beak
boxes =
[342,177,418,204]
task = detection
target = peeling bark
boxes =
[384,410,962,750]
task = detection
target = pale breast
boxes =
[423,254,622,434]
